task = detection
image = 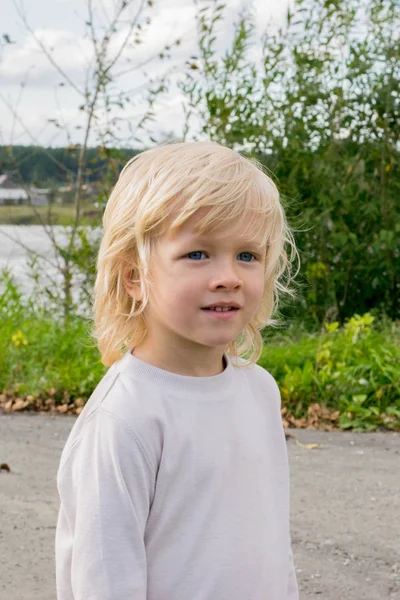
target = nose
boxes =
[209,260,243,291]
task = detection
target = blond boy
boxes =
[55,141,299,599]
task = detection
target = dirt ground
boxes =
[0,413,399,600]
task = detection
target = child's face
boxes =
[129,207,267,361]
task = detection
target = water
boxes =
[0,225,101,312]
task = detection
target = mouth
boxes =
[201,307,239,312]
[201,307,240,319]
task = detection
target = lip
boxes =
[202,308,239,320]
[202,301,241,309]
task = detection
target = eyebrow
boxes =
[186,235,266,249]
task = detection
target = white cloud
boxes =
[0,0,289,146]
[0,29,93,87]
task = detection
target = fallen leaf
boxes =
[12,399,29,411]
[295,439,323,449]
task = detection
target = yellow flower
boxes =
[11,330,28,347]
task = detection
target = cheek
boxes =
[248,270,266,298]
[246,282,267,316]
[156,274,200,310]
[256,279,266,300]
[176,279,202,306]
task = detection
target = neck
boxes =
[131,342,227,377]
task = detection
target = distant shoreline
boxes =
[0,204,102,226]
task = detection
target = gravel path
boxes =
[0,413,399,600]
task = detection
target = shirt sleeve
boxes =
[287,544,299,599]
[55,408,156,600]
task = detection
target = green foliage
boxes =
[259,313,400,431]
[20,227,102,322]
[181,0,400,324]
[180,2,265,148]
[1,269,398,432]
[0,269,105,400]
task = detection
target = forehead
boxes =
[166,206,268,246]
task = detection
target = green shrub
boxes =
[0,269,105,401]
[2,268,399,430]
[259,314,400,431]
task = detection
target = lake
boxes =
[0,225,101,312]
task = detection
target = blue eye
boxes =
[187,251,206,260]
[238,252,255,262]
[186,251,256,262]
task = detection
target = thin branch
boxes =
[2,147,56,238]
[0,118,67,272]
[106,0,147,74]
[107,78,154,102]
[54,86,73,145]
[112,19,196,80]
[0,227,60,273]
[98,0,114,30]
[67,84,101,257]
[12,0,85,97]
[88,0,101,65]
[9,70,33,145]
[113,47,170,78]
[65,0,151,256]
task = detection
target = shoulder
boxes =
[230,356,281,408]
[59,363,163,474]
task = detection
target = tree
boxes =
[179,0,400,324]
[1,0,181,324]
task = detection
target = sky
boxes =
[0,0,290,147]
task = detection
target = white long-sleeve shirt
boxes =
[55,350,299,600]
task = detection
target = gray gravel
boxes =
[0,413,399,600]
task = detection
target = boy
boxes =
[55,141,300,599]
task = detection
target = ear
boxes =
[122,266,142,302]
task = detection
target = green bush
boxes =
[259,314,400,431]
[1,268,399,430]
[0,269,105,401]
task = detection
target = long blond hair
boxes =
[92,141,299,367]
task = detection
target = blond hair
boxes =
[92,141,299,367]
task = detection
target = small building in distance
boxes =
[0,174,48,206]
